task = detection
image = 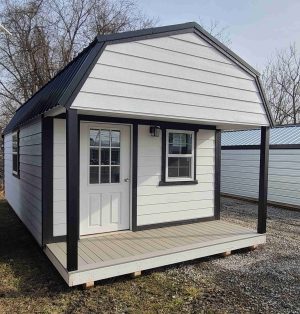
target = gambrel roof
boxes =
[3,22,274,134]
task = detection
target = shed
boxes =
[3,22,273,287]
[222,125,300,209]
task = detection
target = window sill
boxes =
[159,180,198,186]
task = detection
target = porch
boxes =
[44,220,266,286]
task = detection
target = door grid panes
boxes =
[89,129,120,184]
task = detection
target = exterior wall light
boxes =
[149,126,161,137]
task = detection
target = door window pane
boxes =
[89,128,123,184]
[90,148,99,165]
[111,166,120,183]
[101,148,110,165]
[100,130,110,147]
[90,167,99,184]
[100,166,110,183]
[111,131,120,147]
[111,148,120,165]
[90,129,100,146]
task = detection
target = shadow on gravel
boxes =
[0,197,299,313]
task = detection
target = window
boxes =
[89,128,120,184]
[12,131,19,177]
[159,129,197,185]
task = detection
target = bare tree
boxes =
[262,44,300,125]
[198,19,231,46]
[0,0,157,127]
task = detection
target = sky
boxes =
[137,0,300,72]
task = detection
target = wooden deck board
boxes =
[45,220,266,286]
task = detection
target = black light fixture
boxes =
[149,126,161,137]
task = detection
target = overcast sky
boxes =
[138,0,300,72]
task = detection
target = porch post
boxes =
[214,129,221,220]
[257,126,270,234]
[42,117,53,245]
[66,109,79,271]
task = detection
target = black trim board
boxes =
[66,109,79,271]
[214,130,221,220]
[135,216,215,231]
[78,115,215,130]
[42,117,54,246]
[222,144,300,150]
[257,127,270,234]
[131,122,138,232]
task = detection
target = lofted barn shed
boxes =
[3,22,273,287]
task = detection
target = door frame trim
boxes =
[79,120,134,234]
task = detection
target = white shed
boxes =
[3,22,273,287]
[222,125,300,209]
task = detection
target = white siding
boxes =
[221,149,300,206]
[137,126,215,226]
[4,119,42,244]
[71,32,269,128]
[53,119,66,236]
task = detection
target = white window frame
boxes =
[165,129,194,182]
[12,131,19,176]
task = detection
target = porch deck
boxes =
[44,220,266,286]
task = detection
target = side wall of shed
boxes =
[4,119,43,245]
[221,149,300,207]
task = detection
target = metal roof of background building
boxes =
[222,125,300,146]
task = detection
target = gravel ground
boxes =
[0,196,299,313]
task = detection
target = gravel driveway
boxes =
[0,197,299,313]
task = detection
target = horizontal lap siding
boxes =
[4,119,42,244]
[221,149,300,206]
[137,125,215,226]
[71,33,269,127]
[53,119,66,236]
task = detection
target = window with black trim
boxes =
[163,129,197,184]
[12,131,19,177]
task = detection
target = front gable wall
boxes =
[71,32,269,127]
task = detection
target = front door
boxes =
[80,122,131,236]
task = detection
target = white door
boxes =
[80,122,131,236]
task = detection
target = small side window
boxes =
[159,129,198,186]
[12,131,20,177]
[166,130,194,181]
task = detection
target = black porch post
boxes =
[66,109,79,271]
[257,126,270,234]
[214,129,221,220]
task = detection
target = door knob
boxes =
[124,178,130,182]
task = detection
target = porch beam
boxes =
[214,129,221,220]
[257,126,270,234]
[66,109,79,271]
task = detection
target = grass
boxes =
[0,196,299,313]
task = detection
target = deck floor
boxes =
[45,220,266,286]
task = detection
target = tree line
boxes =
[0,0,299,129]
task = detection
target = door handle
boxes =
[124,178,130,182]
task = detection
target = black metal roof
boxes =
[3,22,274,135]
